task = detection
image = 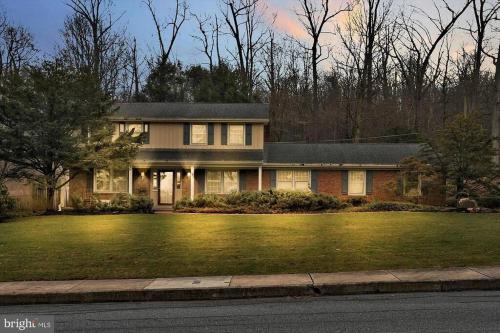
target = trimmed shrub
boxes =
[69,195,85,212]
[344,197,368,207]
[131,195,154,213]
[68,193,153,214]
[110,193,132,211]
[476,196,500,209]
[174,190,344,213]
[363,201,424,212]
[0,183,16,218]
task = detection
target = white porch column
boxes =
[258,166,262,191]
[190,166,195,200]
[128,167,133,194]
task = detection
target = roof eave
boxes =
[110,117,270,124]
[262,163,401,169]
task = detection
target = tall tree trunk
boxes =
[493,44,500,164]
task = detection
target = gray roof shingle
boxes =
[263,143,421,165]
[135,149,264,163]
[112,103,269,122]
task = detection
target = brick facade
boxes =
[67,167,445,207]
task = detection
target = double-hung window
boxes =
[118,123,150,144]
[276,170,311,191]
[348,171,366,196]
[95,169,129,193]
[228,124,245,145]
[191,124,208,144]
[206,171,239,194]
[403,172,422,196]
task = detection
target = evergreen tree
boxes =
[0,61,139,210]
[424,112,499,194]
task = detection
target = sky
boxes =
[0,0,491,67]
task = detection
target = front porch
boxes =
[130,166,264,210]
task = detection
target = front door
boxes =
[158,171,174,205]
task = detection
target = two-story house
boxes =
[66,103,442,210]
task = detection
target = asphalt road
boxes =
[2,291,500,332]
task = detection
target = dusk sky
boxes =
[0,0,486,66]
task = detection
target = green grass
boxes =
[0,212,499,281]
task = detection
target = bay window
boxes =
[95,168,129,193]
[276,170,311,191]
[206,170,239,194]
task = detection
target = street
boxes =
[1,291,500,332]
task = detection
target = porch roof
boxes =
[134,149,264,164]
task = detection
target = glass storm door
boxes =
[159,171,174,205]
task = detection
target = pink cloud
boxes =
[267,1,308,39]
[267,0,351,40]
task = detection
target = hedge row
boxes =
[175,190,346,213]
[69,193,154,213]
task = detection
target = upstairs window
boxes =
[228,124,245,145]
[348,171,366,196]
[191,124,208,144]
[119,123,149,144]
[277,170,311,191]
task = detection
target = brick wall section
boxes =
[262,170,271,190]
[254,169,404,202]
[243,169,259,191]
[68,170,89,199]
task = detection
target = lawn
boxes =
[1,212,500,281]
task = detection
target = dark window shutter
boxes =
[86,169,94,194]
[208,123,214,145]
[183,123,190,145]
[341,171,348,195]
[366,170,374,195]
[270,170,277,189]
[239,171,246,192]
[142,123,150,144]
[197,169,205,194]
[311,170,318,193]
[245,124,252,146]
[221,123,228,145]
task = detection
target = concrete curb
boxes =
[2,267,500,305]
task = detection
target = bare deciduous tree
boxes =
[296,0,353,141]
[191,13,221,71]
[62,0,130,96]
[144,0,188,65]
[392,0,472,131]
[0,14,36,78]
[464,0,500,112]
[221,0,270,95]
[338,0,392,141]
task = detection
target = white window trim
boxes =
[205,170,239,194]
[190,123,208,145]
[94,168,129,194]
[228,124,245,146]
[348,170,367,196]
[276,170,311,191]
[403,173,422,197]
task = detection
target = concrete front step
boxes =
[2,266,500,305]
